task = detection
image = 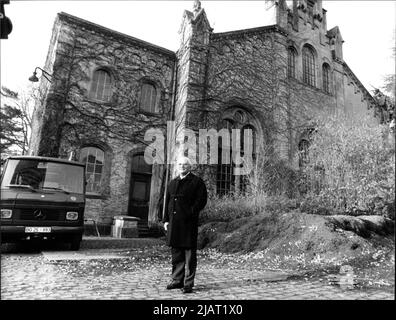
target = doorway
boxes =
[128,154,152,223]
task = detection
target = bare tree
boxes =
[1,86,34,156]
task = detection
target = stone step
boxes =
[137,220,164,238]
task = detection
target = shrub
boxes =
[301,113,395,216]
[244,144,299,198]
[199,193,299,223]
[200,194,260,223]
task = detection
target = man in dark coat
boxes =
[162,156,207,293]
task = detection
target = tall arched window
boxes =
[217,119,234,196]
[80,146,104,193]
[322,63,331,94]
[302,45,316,86]
[240,124,256,194]
[241,124,256,157]
[216,112,257,196]
[140,83,157,113]
[89,69,112,101]
[287,47,297,79]
[298,139,310,168]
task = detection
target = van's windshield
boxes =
[1,159,84,194]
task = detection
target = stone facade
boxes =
[29,0,384,230]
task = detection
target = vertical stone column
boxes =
[174,7,213,167]
[30,16,65,157]
[275,0,289,29]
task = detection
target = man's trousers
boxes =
[171,247,197,288]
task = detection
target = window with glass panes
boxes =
[302,46,316,86]
[216,118,256,196]
[298,139,310,168]
[239,125,256,194]
[89,69,112,101]
[322,63,331,93]
[307,0,315,18]
[287,47,296,79]
[80,147,104,193]
[216,119,234,196]
[140,83,157,113]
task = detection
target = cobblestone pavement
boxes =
[1,246,394,301]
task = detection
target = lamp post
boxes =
[28,66,61,157]
[28,67,53,83]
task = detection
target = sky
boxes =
[0,0,395,95]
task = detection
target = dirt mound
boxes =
[198,210,394,267]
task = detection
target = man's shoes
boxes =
[181,287,193,294]
[166,282,183,290]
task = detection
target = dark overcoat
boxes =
[162,172,207,248]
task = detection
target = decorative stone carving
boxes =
[148,59,157,68]
[193,0,201,14]
[298,0,307,12]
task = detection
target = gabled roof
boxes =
[327,26,344,42]
[57,12,176,58]
[184,10,194,20]
[211,25,287,41]
[342,61,376,105]
[181,8,213,32]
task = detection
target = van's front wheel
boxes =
[69,235,82,251]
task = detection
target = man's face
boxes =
[178,159,191,175]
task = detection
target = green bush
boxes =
[301,113,395,217]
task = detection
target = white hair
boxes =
[176,155,193,165]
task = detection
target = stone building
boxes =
[29,0,384,234]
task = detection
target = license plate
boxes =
[25,227,51,233]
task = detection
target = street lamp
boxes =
[29,67,53,83]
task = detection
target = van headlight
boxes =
[66,211,78,220]
[1,209,13,219]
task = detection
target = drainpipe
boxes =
[161,55,178,221]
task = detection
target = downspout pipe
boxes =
[162,55,178,222]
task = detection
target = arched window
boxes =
[298,139,310,168]
[302,45,316,86]
[79,146,104,193]
[287,47,297,79]
[140,83,157,113]
[240,125,256,193]
[234,111,244,124]
[216,112,257,196]
[89,69,112,101]
[322,63,331,94]
[241,125,256,157]
[217,119,234,196]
